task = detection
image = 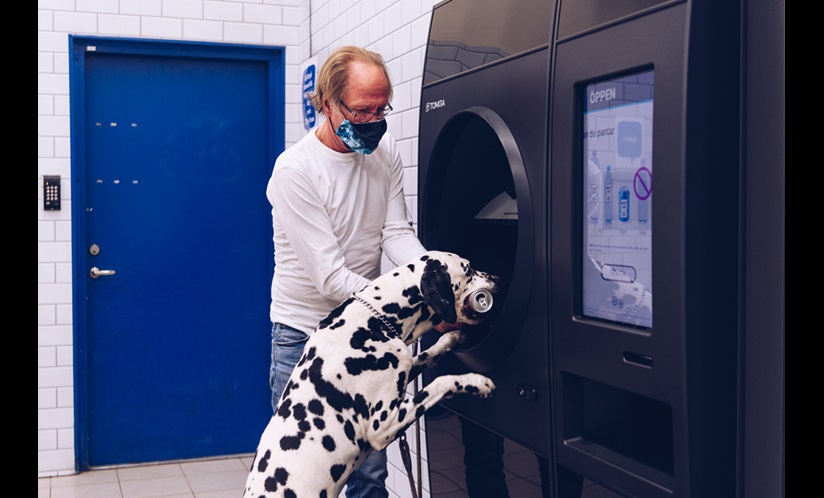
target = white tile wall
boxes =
[37,0,439,494]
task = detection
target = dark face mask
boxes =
[335,118,387,154]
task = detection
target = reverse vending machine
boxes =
[419,0,782,496]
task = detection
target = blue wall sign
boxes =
[303,64,316,131]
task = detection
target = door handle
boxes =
[90,267,116,279]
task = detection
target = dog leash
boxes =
[399,433,419,498]
[400,338,423,498]
[399,337,422,498]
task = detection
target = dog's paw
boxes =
[478,378,496,398]
[460,373,496,398]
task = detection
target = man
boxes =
[266,45,446,498]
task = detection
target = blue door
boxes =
[70,37,284,468]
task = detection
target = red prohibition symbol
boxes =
[634,166,652,200]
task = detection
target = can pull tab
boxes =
[465,288,494,314]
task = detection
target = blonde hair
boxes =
[310,46,393,115]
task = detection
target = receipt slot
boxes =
[549,1,740,497]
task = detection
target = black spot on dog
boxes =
[322,435,336,452]
[350,328,372,350]
[413,390,430,404]
[345,352,399,375]
[318,300,350,329]
[398,408,407,422]
[284,489,297,498]
[256,449,271,472]
[381,302,401,315]
[353,394,369,420]
[282,380,294,398]
[296,347,316,368]
[264,467,289,492]
[330,464,346,482]
[308,399,324,415]
[396,370,407,396]
[298,420,311,432]
[280,433,304,451]
[344,420,356,442]
[373,419,380,430]
[396,305,417,320]
[403,285,424,305]
[277,398,292,419]
[293,403,307,420]
[313,417,325,430]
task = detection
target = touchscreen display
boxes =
[582,70,653,328]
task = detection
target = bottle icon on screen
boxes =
[619,185,630,222]
[588,151,601,223]
[604,165,613,223]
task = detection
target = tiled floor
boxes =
[38,454,254,498]
[38,451,620,498]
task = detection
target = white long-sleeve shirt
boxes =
[267,127,426,334]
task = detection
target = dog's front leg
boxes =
[373,372,495,449]
[409,330,464,380]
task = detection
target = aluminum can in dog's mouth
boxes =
[465,288,494,314]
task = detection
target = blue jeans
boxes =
[270,322,389,498]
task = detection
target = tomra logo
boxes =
[425,99,446,112]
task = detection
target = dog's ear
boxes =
[421,259,458,324]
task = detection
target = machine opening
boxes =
[421,108,531,370]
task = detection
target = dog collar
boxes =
[353,295,402,338]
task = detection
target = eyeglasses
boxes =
[339,101,393,123]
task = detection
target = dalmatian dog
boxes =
[243,250,498,498]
